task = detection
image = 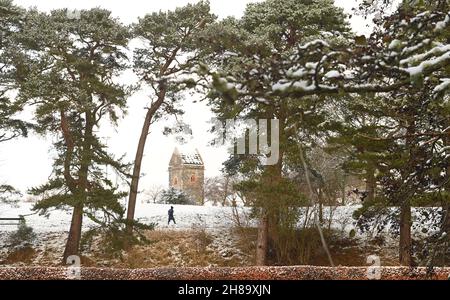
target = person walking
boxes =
[168,206,176,225]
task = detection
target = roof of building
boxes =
[170,147,204,166]
[180,152,203,165]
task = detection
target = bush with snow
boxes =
[7,219,36,248]
[159,187,195,205]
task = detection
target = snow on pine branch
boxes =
[203,9,450,102]
[272,10,450,96]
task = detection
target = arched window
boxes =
[191,175,196,182]
[173,177,178,185]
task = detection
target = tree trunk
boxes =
[366,165,376,202]
[60,110,82,263]
[318,188,324,224]
[341,174,346,205]
[63,204,83,263]
[255,111,284,265]
[443,135,450,236]
[126,88,166,234]
[399,201,412,266]
[442,203,450,238]
[398,120,415,266]
[256,212,269,265]
[222,176,230,206]
[126,109,153,233]
[62,112,93,263]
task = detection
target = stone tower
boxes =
[168,147,205,204]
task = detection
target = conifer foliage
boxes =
[16,8,140,261]
[0,0,449,266]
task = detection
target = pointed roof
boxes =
[170,147,204,166]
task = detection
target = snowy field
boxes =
[0,201,445,267]
[0,201,440,238]
[0,202,255,233]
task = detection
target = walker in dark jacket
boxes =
[168,206,176,225]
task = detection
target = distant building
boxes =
[168,147,205,204]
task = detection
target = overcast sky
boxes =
[0,0,370,196]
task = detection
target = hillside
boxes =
[0,202,444,268]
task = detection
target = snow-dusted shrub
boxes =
[0,185,21,205]
[80,220,155,257]
[7,219,36,247]
[159,187,195,205]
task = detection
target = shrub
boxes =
[159,187,194,205]
[8,218,36,247]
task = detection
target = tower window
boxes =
[174,177,178,185]
[191,175,196,182]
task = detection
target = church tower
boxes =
[168,147,205,204]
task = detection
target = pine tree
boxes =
[327,2,450,265]
[125,1,215,233]
[0,0,29,202]
[203,0,351,265]
[16,8,138,262]
[200,0,449,265]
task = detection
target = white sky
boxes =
[0,0,370,196]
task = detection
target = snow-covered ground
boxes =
[0,202,254,233]
[0,201,440,238]
[0,201,263,266]
[0,201,445,267]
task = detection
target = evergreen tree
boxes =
[160,187,193,205]
[0,0,30,202]
[0,0,28,143]
[329,2,450,266]
[126,1,215,233]
[17,8,139,261]
[200,0,449,265]
[202,0,351,265]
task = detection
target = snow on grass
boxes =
[0,202,78,233]
[0,202,441,241]
[1,202,445,267]
[0,202,248,233]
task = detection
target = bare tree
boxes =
[143,185,164,204]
